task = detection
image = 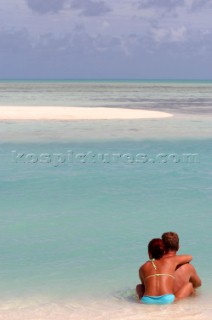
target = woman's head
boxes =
[148,238,165,259]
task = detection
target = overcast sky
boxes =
[0,0,212,79]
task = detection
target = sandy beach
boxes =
[0,106,172,120]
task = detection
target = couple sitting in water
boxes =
[136,232,202,305]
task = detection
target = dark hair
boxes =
[162,232,179,252]
[148,238,165,259]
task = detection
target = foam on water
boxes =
[0,292,211,320]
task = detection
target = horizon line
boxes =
[0,78,212,82]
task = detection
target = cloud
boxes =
[0,22,212,79]
[188,0,212,11]
[26,0,66,14]
[135,0,185,12]
[135,0,212,13]
[26,0,111,16]
[71,0,111,16]
[151,26,187,43]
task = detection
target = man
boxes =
[162,231,202,298]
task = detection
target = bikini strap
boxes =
[149,258,157,270]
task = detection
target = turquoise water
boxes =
[0,81,212,319]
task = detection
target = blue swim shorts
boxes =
[141,294,175,305]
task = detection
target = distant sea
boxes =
[1,79,212,114]
[0,80,212,319]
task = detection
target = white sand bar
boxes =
[0,107,172,120]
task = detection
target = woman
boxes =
[136,238,194,304]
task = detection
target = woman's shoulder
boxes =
[139,260,152,272]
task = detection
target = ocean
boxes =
[0,80,212,319]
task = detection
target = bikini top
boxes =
[144,258,175,280]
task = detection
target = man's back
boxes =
[174,263,202,293]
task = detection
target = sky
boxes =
[0,0,212,79]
